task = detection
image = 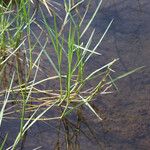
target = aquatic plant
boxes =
[0,0,143,149]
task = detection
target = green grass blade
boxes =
[106,66,145,85]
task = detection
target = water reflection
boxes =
[1,106,103,149]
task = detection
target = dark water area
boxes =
[1,0,150,149]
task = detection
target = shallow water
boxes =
[1,0,150,149]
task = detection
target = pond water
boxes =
[1,0,150,149]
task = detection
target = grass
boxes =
[0,0,144,149]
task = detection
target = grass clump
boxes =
[0,0,144,149]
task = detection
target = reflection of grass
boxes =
[0,0,144,149]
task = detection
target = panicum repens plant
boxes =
[0,0,144,149]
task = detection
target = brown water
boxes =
[1,0,150,149]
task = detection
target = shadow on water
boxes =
[0,0,150,149]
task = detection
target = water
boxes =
[1,0,150,149]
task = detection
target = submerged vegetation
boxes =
[0,0,143,149]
